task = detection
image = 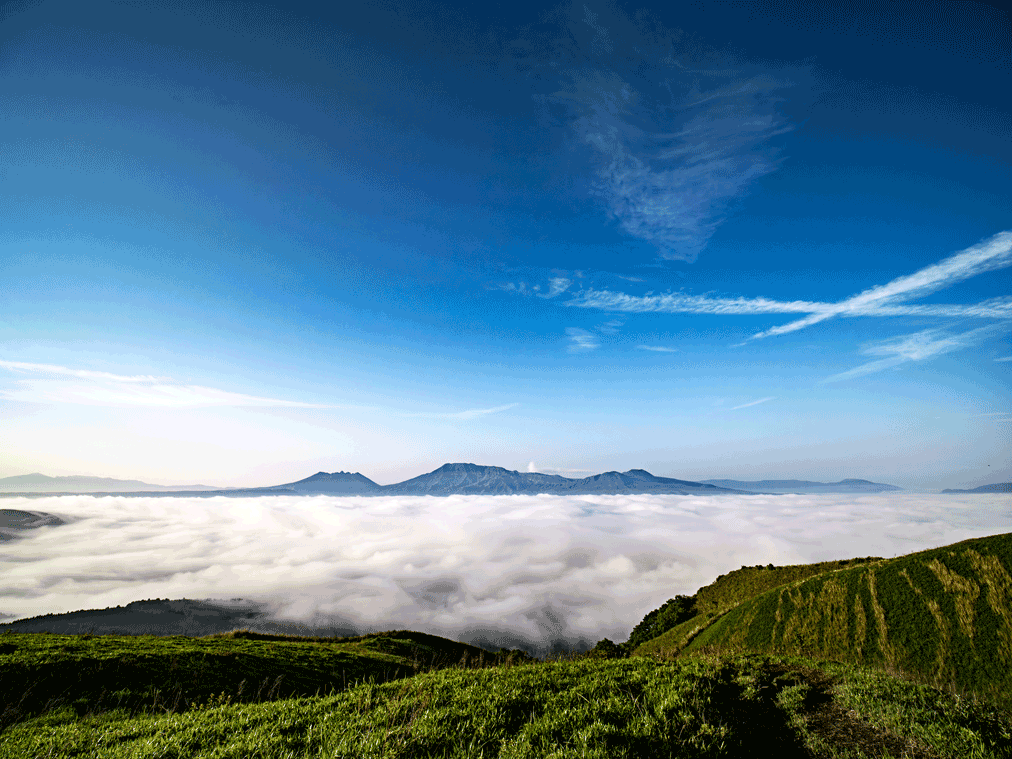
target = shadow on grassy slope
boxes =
[0,629,525,732]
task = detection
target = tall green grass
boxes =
[4,653,1009,758]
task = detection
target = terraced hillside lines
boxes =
[692,556,883,617]
[632,556,882,658]
[680,533,1012,705]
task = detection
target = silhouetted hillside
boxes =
[0,474,220,493]
[276,471,382,494]
[941,482,1011,494]
[0,599,357,638]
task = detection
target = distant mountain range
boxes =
[1,466,916,497]
[940,482,1012,494]
[267,464,756,496]
[698,478,903,494]
[0,473,220,493]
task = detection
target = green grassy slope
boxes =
[5,653,1009,758]
[678,533,1012,705]
[633,556,881,657]
[0,629,502,730]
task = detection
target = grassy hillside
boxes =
[675,533,1012,706]
[4,652,1010,758]
[633,556,882,657]
[0,628,510,731]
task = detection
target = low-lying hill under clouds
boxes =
[941,482,1012,494]
[699,478,902,494]
[0,509,66,541]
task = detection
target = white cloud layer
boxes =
[2,493,1008,652]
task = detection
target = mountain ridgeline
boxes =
[272,463,756,497]
[0,474,220,493]
[1,464,912,496]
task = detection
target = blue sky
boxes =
[1,0,1009,490]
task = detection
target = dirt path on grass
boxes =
[782,663,939,759]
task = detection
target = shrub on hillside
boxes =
[624,595,697,652]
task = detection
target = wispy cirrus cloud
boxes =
[566,327,600,352]
[824,325,1003,383]
[995,356,1012,363]
[749,230,1012,340]
[638,345,678,353]
[570,290,824,315]
[532,2,801,262]
[729,396,776,411]
[451,403,519,420]
[405,403,520,421]
[0,361,324,408]
[0,361,518,419]
[564,230,1012,341]
[538,277,572,299]
[526,461,594,475]
[0,361,167,383]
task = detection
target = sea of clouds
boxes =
[2,493,1009,653]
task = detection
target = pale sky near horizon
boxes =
[2,0,1010,490]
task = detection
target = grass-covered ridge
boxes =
[0,628,515,731]
[632,555,882,657]
[671,533,1012,705]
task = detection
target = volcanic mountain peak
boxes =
[280,470,381,494]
